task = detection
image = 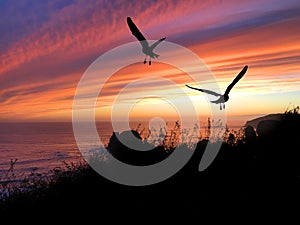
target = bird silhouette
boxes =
[186,65,248,110]
[127,17,166,65]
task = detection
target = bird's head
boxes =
[224,95,229,102]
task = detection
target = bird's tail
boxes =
[154,53,159,58]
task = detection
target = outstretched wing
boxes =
[149,37,166,50]
[186,84,222,97]
[127,17,148,48]
[224,65,248,96]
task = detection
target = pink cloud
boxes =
[1,0,300,121]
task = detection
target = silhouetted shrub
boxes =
[107,130,171,166]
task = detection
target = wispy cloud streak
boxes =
[0,0,299,121]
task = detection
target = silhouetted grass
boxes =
[1,108,300,216]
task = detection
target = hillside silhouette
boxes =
[1,107,300,216]
[245,113,282,128]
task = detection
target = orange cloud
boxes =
[1,0,300,125]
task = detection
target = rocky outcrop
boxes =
[107,130,170,166]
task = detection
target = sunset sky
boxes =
[1,0,300,127]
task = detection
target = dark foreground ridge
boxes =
[1,109,300,217]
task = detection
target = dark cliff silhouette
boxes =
[245,113,282,128]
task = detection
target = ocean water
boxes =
[0,121,240,181]
[0,123,80,178]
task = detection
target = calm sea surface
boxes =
[0,122,111,177]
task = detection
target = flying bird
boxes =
[186,65,248,110]
[127,17,166,65]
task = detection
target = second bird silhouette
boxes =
[127,17,166,65]
[186,65,248,110]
